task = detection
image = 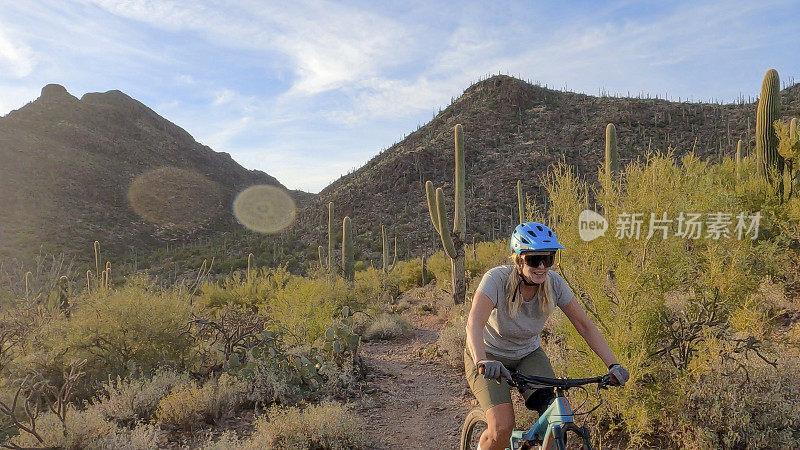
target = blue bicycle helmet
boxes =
[510,222,564,254]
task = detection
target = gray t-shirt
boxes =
[476,265,574,359]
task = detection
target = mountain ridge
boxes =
[0,84,297,264]
[300,74,800,263]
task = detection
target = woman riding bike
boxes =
[464,222,629,450]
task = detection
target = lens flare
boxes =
[233,185,296,234]
[127,167,223,229]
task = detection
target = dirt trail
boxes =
[356,296,473,449]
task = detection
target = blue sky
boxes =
[0,1,798,192]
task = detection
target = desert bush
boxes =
[198,266,291,310]
[540,151,799,446]
[199,402,364,450]
[201,430,246,450]
[253,401,366,449]
[426,250,451,290]
[95,369,191,424]
[264,276,352,346]
[5,404,114,449]
[362,314,410,341]
[465,241,510,282]
[155,373,250,430]
[204,373,250,422]
[98,423,165,450]
[436,317,466,368]
[155,382,207,430]
[679,353,800,449]
[246,358,296,406]
[353,266,399,304]
[391,257,433,291]
[31,276,193,386]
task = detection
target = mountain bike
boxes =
[460,369,616,450]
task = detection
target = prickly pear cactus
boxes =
[323,306,360,364]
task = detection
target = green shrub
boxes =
[36,277,193,385]
[246,359,297,406]
[265,276,349,346]
[465,241,510,283]
[391,258,431,291]
[540,152,798,445]
[198,266,291,310]
[354,266,398,304]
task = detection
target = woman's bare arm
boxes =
[465,290,495,365]
[560,296,619,368]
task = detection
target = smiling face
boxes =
[518,250,556,284]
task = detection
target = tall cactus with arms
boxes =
[755,68,783,185]
[425,124,466,305]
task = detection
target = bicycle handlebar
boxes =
[508,372,613,389]
[477,364,616,389]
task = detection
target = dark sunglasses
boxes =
[523,253,555,268]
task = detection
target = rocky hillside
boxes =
[3,76,798,272]
[0,84,295,264]
[303,75,800,263]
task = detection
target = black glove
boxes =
[477,360,512,380]
[608,364,629,386]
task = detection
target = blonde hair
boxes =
[504,254,555,318]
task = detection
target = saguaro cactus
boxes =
[381,225,397,274]
[781,117,800,200]
[58,275,70,316]
[516,180,524,224]
[604,123,618,182]
[425,123,466,305]
[342,216,353,281]
[420,254,427,285]
[755,69,782,184]
[791,118,800,194]
[735,139,743,180]
[327,202,334,271]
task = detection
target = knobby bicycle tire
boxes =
[460,407,488,450]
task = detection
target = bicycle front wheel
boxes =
[460,407,488,450]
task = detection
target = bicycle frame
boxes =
[512,388,573,449]
[463,369,607,450]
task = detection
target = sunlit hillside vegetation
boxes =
[1,146,798,448]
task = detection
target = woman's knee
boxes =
[485,403,515,438]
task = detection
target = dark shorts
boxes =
[464,346,556,413]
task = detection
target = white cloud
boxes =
[87,0,412,97]
[0,29,35,78]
